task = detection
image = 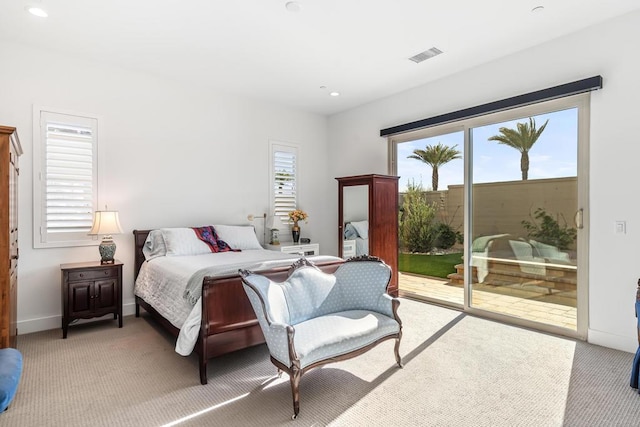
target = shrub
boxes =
[521,207,577,250]
[399,180,438,252]
[434,223,457,249]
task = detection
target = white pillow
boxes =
[351,220,369,239]
[161,228,212,256]
[213,225,262,250]
[142,229,167,260]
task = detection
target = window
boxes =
[270,141,298,229]
[33,108,101,248]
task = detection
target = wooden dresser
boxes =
[0,126,22,349]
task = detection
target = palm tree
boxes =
[488,117,549,180]
[407,143,461,191]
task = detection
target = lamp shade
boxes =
[89,210,122,264]
[88,210,123,236]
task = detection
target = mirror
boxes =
[342,185,369,256]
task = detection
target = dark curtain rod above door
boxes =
[380,75,603,137]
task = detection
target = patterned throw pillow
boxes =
[191,226,239,253]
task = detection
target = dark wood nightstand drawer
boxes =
[68,268,117,282]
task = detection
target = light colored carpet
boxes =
[3,299,639,426]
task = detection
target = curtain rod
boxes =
[380,75,603,137]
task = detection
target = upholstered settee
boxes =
[240,256,403,419]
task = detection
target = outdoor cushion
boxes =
[529,239,572,264]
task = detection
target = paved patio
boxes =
[398,272,577,330]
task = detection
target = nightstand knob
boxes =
[104,271,108,275]
[79,273,84,278]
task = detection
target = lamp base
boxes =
[98,237,117,264]
[269,229,280,245]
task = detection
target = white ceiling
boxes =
[1,1,639,116]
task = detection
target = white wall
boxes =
[0,40,333,334]
[328,11,640,352]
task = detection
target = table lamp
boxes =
[88,209,123,264]
[267,214,280,245]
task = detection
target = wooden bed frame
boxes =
[133,229,343,385]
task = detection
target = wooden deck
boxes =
[398,272,577,330]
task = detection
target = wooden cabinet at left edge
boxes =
[1,126,22,349]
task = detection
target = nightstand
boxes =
[266,243,320,256]
[342,239,356,258]
[60,260,123,338]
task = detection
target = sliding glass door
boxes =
[391,94,588,338]
[468,107,579,332]
[395,127,465,306]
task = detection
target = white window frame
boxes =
[269,141,299,236]
[33,106,105,248]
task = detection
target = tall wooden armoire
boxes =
[1,126,22,348]
[337,174,399,296]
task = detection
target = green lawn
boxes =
[398,252,463,279]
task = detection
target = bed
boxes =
[343,220,369,256]
[133,226,343,385]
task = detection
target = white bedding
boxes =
[355,237,369,256]
[134,249,341,355]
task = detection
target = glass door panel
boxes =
[396,130,465,306]
[469,108,578,331]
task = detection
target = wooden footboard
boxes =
[133,229,343,384]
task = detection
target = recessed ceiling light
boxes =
[531,6,544,13]
[26,6,48,18]
[330,92,340,97]
[285,1,301,12]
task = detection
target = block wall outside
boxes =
[400,177,577,250]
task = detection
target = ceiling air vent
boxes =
[408,47,443,64]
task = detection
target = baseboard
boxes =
[588,328,637,354]
[17,301,138,335]
[17,315,60,335]
[18,304,638,355]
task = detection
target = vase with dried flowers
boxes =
[288,209,308,243]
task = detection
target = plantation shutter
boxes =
[271,143,298,225]
[36,111,99,246]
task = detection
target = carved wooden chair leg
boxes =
[394,336,403,368]
[289,365,302,419]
